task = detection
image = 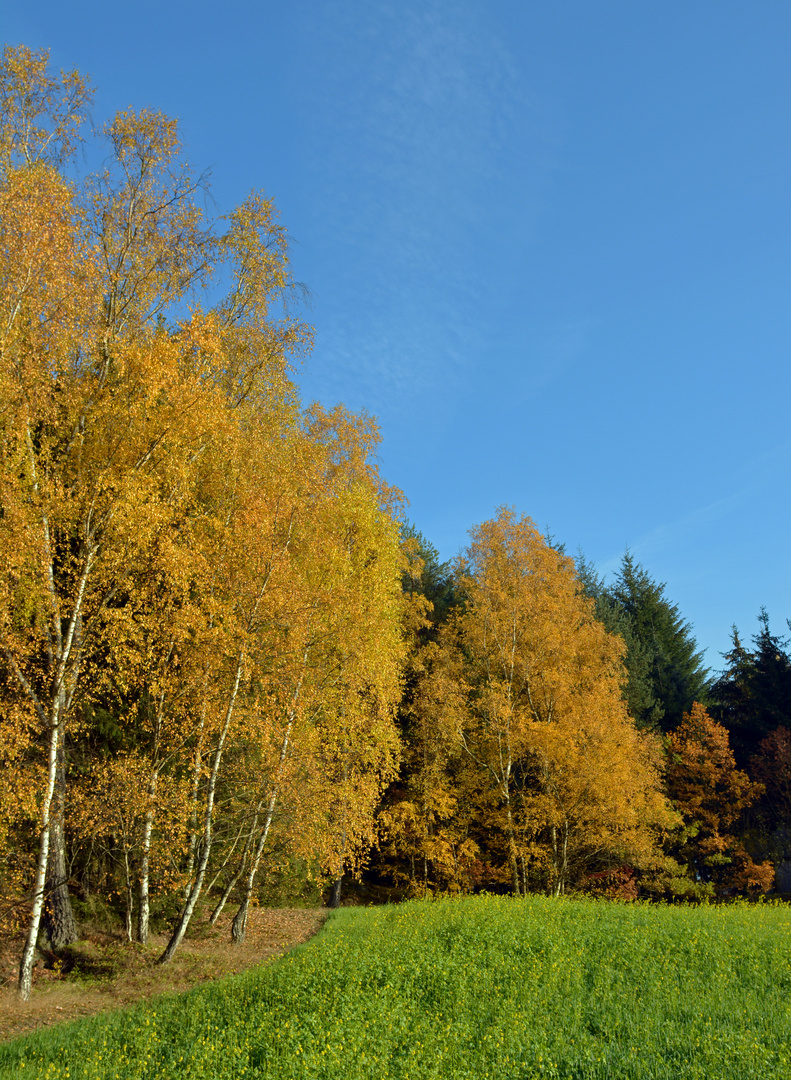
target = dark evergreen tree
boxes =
[750,610,791,732]
[708,627,757,766]
[576,553,664,729]
[576,551,708,731]
[709,610,791,765]
[608,553,709,731]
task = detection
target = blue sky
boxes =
[6,1,790,669]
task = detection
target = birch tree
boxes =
[0,46,311,996]
[451,509,675,895]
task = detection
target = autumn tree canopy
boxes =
[381,510,677,897]
[0,45,783,1007]
[0,46,406,1000]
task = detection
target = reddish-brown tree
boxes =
[666,703,773,894]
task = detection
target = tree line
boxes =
[376,522,788,903]
[1,48,789,1003]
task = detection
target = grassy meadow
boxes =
[1,895,789,1079]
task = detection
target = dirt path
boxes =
[0,907,328,1045]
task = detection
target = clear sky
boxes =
[6,1,790,670]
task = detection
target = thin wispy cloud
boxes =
[11,0,789,661]
[292,0,554,411]
[622,441,791,571]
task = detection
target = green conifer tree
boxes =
[576,553,663,729]
[609,553,709,731]
[710,610,791,764]
[576,552,708,731]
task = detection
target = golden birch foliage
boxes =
[380,618,479,895]
[0,45,409,972]
[0,42,310,738]
[375,534,478,894]
[167,408,407,917]
[0,152,84,920]
[0,693,40,932]
[0,47,316,983]
[90,108,213,340]
[275,422,406,884]
[71,754,191,891]
[453,508,675,894]
[0,45,91,169]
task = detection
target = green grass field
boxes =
[2,895,789,1079]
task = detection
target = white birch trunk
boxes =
[157,652,244,964]
[230,719,293,943]
[137,781,156,945]
[17,706,61,1001]
[15,544,94,1000]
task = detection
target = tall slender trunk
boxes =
[505,793,520,896]
[183,682,209,898]
[43,818,78,948]
[137,811,153,945]
[231,719,294,943]
[230,787,278,943]
[209,871,242,927]
[551,821,569,897]
[41,583,84,952]
[560,821,569,896]
[136,770,158,945]
[159,534,289,962]
[42,727,78,948]
[15,541,94,1001]
[328,874,343,909]
[422,733,430,895]
[158,651,244,964]
[17,707,61,1001]
[208,816,256,925]
[328,825,348,909]
[123,848,134,943]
